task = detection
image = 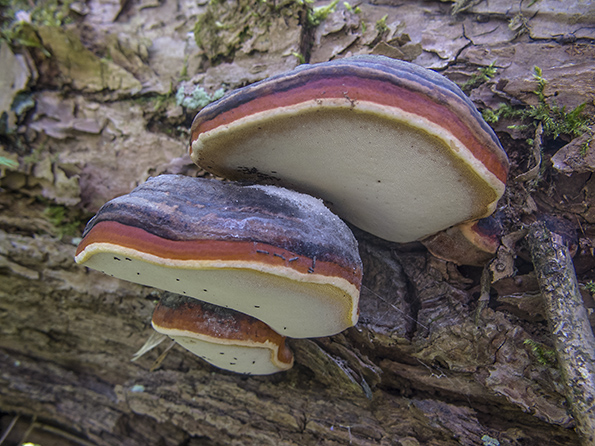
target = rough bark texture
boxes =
[528,221,595,446]
[1,0,595,445]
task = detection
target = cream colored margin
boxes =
[75,242,360,327]
[151,323,294,371]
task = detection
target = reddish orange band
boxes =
[152,299,293,365]
[77,221,362,288]
[190,77,508,184]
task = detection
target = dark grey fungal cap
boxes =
[76,175,362,339]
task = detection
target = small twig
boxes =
[19,415,36,445]
[527,221,595,446]
[338,424,353,444]
[0,414,19,445]
[131,331,168,362]
[150,339,177,371]
[35,423,96,446]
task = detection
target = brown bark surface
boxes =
[528,221,595,446]
[1,1,595,445]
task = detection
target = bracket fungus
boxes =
[420,216,503,266]
[75,175,362,340]
[189,55,509,253]
[152,294,294,374]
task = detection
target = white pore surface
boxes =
[82,250,357,338]
[168,334,286,375]
[193,104,500,242]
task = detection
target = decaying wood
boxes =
[527,221,595,446]
[0,228,581,446]
[2,0,595,444]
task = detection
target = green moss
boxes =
[483,66,593,152]
[451,0,478,15]
[375,14,388,34]
[307,0,339,27]
[22,142,46,165]
[343,1,361,14]
[130,90,178,112]
[1,0,73,49]
[523,339,557,367]
[179,56,189,80]
[291,51,305,64]
[43,204,84,237]
[461,62,497,92]
[194,0,307,62]
[1,21,49,55]
[35,25,142,93]
[152,93,174,112]
[583,281,595,295]
[508,12,530,37]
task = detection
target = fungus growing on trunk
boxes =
[152,293,294,374]
[421,216,503,267]
[189,55,509,249]
[75,175,362,339]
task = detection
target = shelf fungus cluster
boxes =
[75,175,362,374]
[76,55,508,374]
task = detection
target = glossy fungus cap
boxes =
[189,55,509,243]
[75,175,362,338]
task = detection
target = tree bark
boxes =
[527,221,595,446]
[1,0,595,445]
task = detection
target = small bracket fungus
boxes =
[189,55,509,245]
[152,293,294,374]
[421,216,503,267]
[75,175,362,339]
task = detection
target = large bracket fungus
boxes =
[76,175,362,342]
[189,55,509,253]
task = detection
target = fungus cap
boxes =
[152,294,294,374]
[421,217,502,266]
[75,175,362,338]
[189,55,509,243]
